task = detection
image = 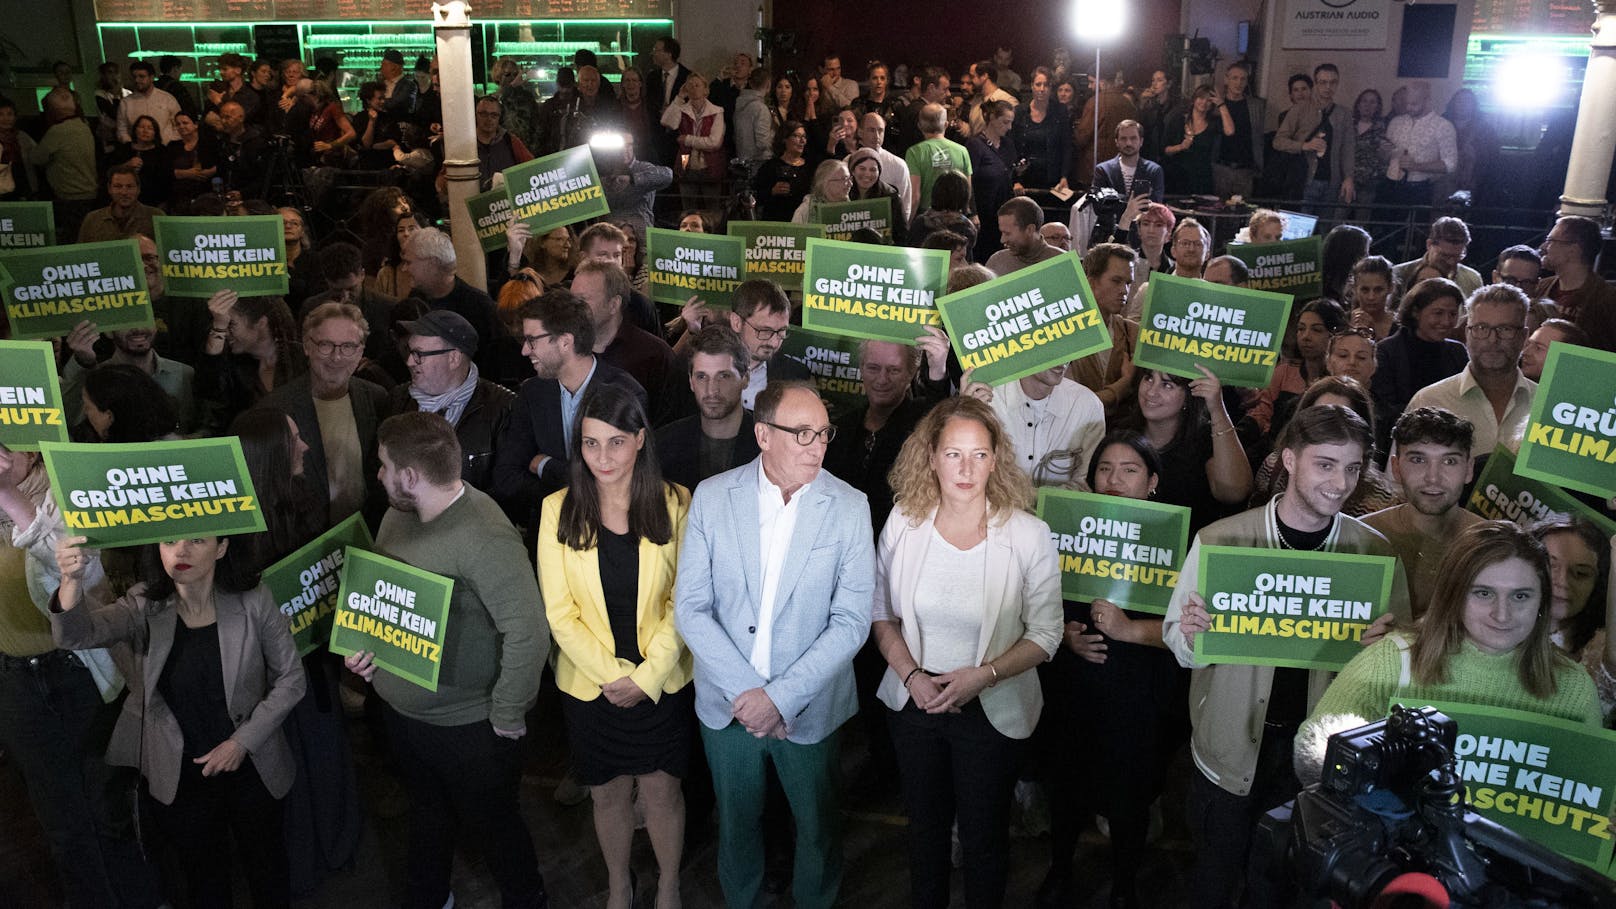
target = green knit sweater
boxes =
[1306,632,1601,735]
[373,486,548,729]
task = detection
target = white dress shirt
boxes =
[1385,111,1458,183]
[1405,366,1536,458]
[751,466,811,679]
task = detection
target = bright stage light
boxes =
[1493,54,1568,110]
[1071,0,1126,43]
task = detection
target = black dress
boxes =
[559,527,694,785]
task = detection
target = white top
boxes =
[1120,161,1138,196]
[116,87,182,144]
[1404,366,1536,459]
[751,466,811,679]
[988,377,1106,486]
[742,360,767,410]
[911,527,987,673]
[1385,110,1458,183]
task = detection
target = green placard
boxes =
[0,340,69,451]
[503,145,610,234]
[1467,445,1616,538]
[937,253,1112,386]
[328,547,452,692]
[1392,698,1616,872]
[775,327,865,422]
[1515,343,1616,499]
[1192,545,1396,670]
[646,228,745,309]
[0,202,55,249]
[1135,272,1292,389]
[39,438,266,548]
[0,239,153,340]
[813,197,893,241]
[1225,236,1323,301]
[260,513,375,657]
[465,187,515,254]
[726,220,825,291]
[801,238,948,345]
[1037,489,1191,614]
[153,215,288,297]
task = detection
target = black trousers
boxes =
[1186,728,1300,909]
[383,705,546,909]
[143,760,289,909]
[889,699,1023,909]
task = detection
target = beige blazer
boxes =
[873,506,1063,739]
[52,583,306,805]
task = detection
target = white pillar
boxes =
[1560,0,1616,218]
[434,1,488,290]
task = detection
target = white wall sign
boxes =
[1282,0,1391,49]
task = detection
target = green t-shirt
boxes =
[905,137,973,211]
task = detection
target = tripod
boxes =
[259,135,312,211]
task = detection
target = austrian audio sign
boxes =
[39,438,265,547]
[1515,343,1616,500]
[154,215,288,297]
[0,239,153,339]
[1282,0,1390,50]
[502,145,610,234]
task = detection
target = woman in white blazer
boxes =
[871,396,1063,909]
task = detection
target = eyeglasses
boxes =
[521,332,554,346]
[406,347,457,363]
[1465,324,1523,340]
[1496,274,1539,289]
[742,316,790,341]
[310,339,363,357]
[762,421,837,446]
[1332,326,1378,342]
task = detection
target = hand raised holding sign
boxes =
[1177,592,1212,648]
[960,368,994,403]
[53,534,94,609]
[343,649,378,683]
[66,321,101,369]
[915,326,951,382]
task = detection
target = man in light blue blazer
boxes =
[675,380,874,909]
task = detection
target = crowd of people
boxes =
[2,37,1616,909]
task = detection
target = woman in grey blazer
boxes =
[872,396,1063,909]
[53,532,306,909]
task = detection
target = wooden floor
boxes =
[0,684,1200,909]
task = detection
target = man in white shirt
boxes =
[115,61,181,144]
[1405,284,1536,459]
[675,380,874,909]
[856,113,914,219]
[965,61,1017,137]
[821,53,860,109]
[984,363,1105,487]
[1381,81,1457,208]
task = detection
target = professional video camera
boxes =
[1255,706,1616,909]
[1077,186,1128,221]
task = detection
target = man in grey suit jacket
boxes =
[674,380,874,909]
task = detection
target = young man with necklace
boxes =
[1163,404,1411,909]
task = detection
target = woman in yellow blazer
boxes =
[537,383,693,909]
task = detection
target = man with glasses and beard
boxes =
[1406,284,1536,460]
[494,289,646,532]
[61,318,197,434]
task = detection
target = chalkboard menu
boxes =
[254,24,301,63]
[1472,0,1594,34]
[97,0,671,19]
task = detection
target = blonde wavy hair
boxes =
[887,396,1034,523]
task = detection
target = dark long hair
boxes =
[1085,429,1163,489]
[139,535,261,602]
[1118,369,1209,453]
[232,294,307,386]
[1320,224,1370,303]
[556,384,682,550]
[230,407,323,565]
[82,364,178,442]
[1529,518,1610,656]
